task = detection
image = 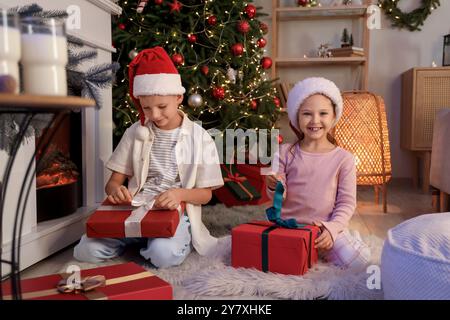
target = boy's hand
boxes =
[107,185,132,204]
[266,174,281,190]
[154,189,182,210]
[313,221,334,250]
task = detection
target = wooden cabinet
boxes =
[401,67,450,192]
[401,67,450,151]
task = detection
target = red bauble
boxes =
[261,57,273,69]
[237,20,251,34]
[154,0,163,5]
[278,134,284,144]
[118,23,126,30]
[171,53,184,66]
[250,100,258,110]
[244,4,257,19]
[212,87,225,100]
[297,0,308,6]
[231,43,244,56]
[274,97,281,108]
[260,22,269,35]
[169,0,182,13]
[201,65,209,75]
[257,38,267,48]
[187,34,197,44]
[207,15,217,26]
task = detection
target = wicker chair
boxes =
[333,92,392,213]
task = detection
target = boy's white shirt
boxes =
[106,110,224,256]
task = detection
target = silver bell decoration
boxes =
[129,49,139,60]
[187,94,203,108]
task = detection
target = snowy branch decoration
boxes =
[0,4,120,154]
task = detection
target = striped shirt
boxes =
[140,123,182,197]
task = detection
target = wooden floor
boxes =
[18,178,438,280]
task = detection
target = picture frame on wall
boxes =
[444,34,450,67]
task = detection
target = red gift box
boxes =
[86,199,185,238]
[214,163,271,207]
[2,262,172,300]
[231,221,321,275]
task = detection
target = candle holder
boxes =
[0,10,20,93]
[443,34,450,67]
[20,17,68,96]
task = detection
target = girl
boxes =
[266,77,371,271]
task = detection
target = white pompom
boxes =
[136,125,149,141]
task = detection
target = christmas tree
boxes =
[112,0,282,154]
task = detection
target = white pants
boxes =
[73,215,192,268]
[322,229,371,271]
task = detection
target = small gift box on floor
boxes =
[231,182,321,275]
[214,164,268,207]
[86,199,185,238]
[220,164,261,201]
[2,262,172,300]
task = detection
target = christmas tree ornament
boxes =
[231,43,244,56]
[207,15,218,26]
[297,0,308,6]
[250,100,258,110]
[226,67,237,84]
[244,4,257,19]
[187,34,197,44]
[257,38,267,48]
[154,0,163,4]
[136,0,149,13]
[260,22,269,35]
[201,65,209,75]
[260,57,272,69]
[187,94,203,107]
[129,49,139,60]
[237,20,250,34]
[274,97,280,108]
[171,53,184,66]
[118,23,126,30]
[169,0,182,13]
[278,134,284,144]
[212,86,225,100]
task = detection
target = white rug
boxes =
[57,204,386,300]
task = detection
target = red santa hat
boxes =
[128,46,185,125]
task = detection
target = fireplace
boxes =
[35,112,83,222]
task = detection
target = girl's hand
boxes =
[154,189,182,210]
[266,174,280,190]
[313,221,334,250]
[107,185,132,204]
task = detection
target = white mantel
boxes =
[0,0,121,273]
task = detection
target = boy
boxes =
[74,47,224,267]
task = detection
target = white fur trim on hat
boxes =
[287,77,343,130]
[133,73,186,97]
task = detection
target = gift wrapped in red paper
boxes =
[86,199,185,238]
[1,262,172,300]
[231,221,321,275]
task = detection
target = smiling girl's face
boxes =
[297,94,336,143]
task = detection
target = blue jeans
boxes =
[73,215,191,268]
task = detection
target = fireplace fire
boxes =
[35,112,83,223]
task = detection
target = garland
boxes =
[378,0,440,32]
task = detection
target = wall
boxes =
[255,0,450,178]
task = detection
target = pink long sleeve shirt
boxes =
[267,143,357,242]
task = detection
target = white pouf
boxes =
[381,212,450,299]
